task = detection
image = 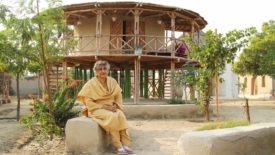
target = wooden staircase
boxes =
[48,64,63,95]
[164,70,172,99]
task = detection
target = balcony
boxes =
[64,34,189,57]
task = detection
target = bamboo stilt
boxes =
[125,66,131,99]
[140,70,143,97]
[144,65,149,98]
[152,70,156,97]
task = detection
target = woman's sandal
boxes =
[116,148,128,155]
[124,146,134,154]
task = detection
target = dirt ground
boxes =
[0,98,275,155]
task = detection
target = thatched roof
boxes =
[64,1,207,32]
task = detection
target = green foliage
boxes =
[196,120,250,131]
[233,20,275,78]
[173,62,197,100]
[20,80,81,137]
[167,98,192,104]
[184,29,253,121]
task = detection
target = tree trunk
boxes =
[36,0,53,140]
[205,79,210,122]
[16,74,20,121]
[245,98,251,123]
[215,70,219,117]
[204,101,210,121]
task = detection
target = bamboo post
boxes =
[120,68,125,98]
[144,64,149,98]
[111,70,118,82]
[158,68,163,98]
[214,29,219,117]
[90,65,94,79]
[169,13,176,99]
[125,66,131,99]
[84,69,87,81]
[140,69,143,97]
[79,67,83,81]
[74,67,78,80]
[152,70,156,97]
[95,10,103,54]
[134,57,141,104]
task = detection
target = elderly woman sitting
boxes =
[78,60,133,155]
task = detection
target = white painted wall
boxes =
[212,64,239,99]
[11,76,41,98]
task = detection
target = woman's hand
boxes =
[103,105,117,112]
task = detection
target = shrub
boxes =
[20,79,81,137]
[167,98,192,104]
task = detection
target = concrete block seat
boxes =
[65,117,110,155]
[177,123,275,155]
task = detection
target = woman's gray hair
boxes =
[93,60,110,73]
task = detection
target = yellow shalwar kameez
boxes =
[78,76,131,149]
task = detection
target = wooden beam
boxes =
[65,7,202,30]
[134,57,140,104]
[144,64,149,98]
[95,10,103,54]
[170,13,176,57]
[133,10,142,48]
[143,12,166,18]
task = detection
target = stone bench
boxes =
[177,123,275,155]
[65,117,110,155]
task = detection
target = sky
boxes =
[1,0,275,34]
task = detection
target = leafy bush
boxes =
[196,120,250,131]
[20,79,81,137]
[167,98,192,104]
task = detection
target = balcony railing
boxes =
[64,34,189,57]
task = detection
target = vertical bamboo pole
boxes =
[111,70,118,82]
[79,67,83,81]
[134,10,140,49]
[84,68,87,81]
[158,68,163,98]
[214,29,220,117]
[90,64,94,79]
[120,68,125,98]
[125,66,131,99]
[152,70,156,97]
[170,13,176,99]
[96,10,103,54]
[134,57,140,104]
[144,64,149,98]
[140,69,143,97]
[74,66,78,80]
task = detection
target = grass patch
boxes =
[196,120,250,131]
[167,99,192,104]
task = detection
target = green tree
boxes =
[16,0,74,139]
[186,29,254,121]
[233,20,275,78]
[0,4,35,121]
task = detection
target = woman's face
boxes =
[96,64,109,79]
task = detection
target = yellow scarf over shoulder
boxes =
[77,76,128,132]
[78,76,123,109]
